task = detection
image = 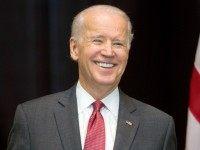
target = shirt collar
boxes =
[76,81,119,117]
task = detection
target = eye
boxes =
[92,38,103,45]
[113,41,125,48]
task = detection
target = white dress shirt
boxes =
[76,81,119,150]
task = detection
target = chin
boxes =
[95,78,118,87]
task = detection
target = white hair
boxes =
[71,5,134,48]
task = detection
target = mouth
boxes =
[94,61,116,68]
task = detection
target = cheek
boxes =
[118,53,129,74]
[84,48,100,60]
[118,51,129,63]
[77,46,90,60]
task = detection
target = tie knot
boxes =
[92,100,104,112]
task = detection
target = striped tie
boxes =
[84,100,105,150]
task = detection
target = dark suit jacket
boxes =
[7,85,177,150]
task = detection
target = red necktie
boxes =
[84,100,105,150]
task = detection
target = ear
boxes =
[69,37,79,61]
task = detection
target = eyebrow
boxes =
[87,34,127,43]
[89,35,105,39]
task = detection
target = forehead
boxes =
[82,10,128,38]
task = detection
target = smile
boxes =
[95,61,115,68]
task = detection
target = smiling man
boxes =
[70,6,131,100]
[7,5,177,150]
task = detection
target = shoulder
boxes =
[120,91,177,148]
[120,91,173,122]
[135,98,173,123]
[18,85,76,115]
[21,91,64,108]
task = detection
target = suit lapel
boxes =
[54,85,82,150]
[53,86,139,150]
[113,91,140,150]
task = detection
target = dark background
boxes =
[0,0,199,149]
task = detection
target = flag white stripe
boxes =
[194,35,200,72]
[185,110,200,150]
[185,34,200,150]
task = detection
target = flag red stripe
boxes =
[189,67,200,123]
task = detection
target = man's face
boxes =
[70,11,130,91]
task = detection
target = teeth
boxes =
[96,62,114,68]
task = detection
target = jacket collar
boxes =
[55,85,139,150]
[113,90,139,150]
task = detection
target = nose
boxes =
[101,42,115,57]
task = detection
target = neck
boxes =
[79,80,118,100]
